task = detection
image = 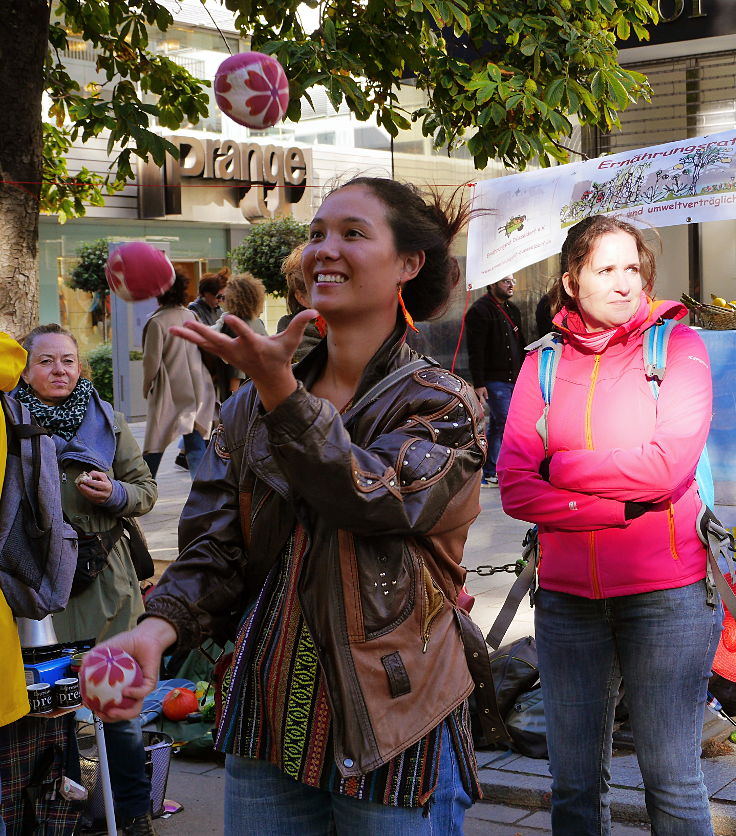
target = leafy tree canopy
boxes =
[66,238,110,294]
[44,0,658,220]
[229,217,309,297]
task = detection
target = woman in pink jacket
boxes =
[498,215,720,836]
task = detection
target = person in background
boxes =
[175,269,230,470]
[188,269,230,327]
[276,243,327,363]
[89,176,486,835]
[535,290,554,338]
[14,324,158,836]
[0,332,79,836]
[498,215,718,835]
[211,273,268,400]
[464,275,525,487]
[142,273,215,479]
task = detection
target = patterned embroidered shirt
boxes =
[216,526,480,808]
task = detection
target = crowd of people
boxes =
[0,176,728,836]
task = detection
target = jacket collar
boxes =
[292,314,413,403]
[245,316,414,498]
[553,293,687,353]
[55,390,117,470]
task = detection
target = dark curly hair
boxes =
[157,272,188,307]
[550,215,656,315]
[328,177,469,321]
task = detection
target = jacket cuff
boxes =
[100,479,128,514]
[142,597,200,649]
[262,381,323,442]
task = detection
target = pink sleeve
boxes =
[549,326,712,502]
[498,354,627,531]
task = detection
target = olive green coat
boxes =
[51,412,158,645]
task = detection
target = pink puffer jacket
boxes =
[498,295,712,599]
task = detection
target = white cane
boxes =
[93,714,117,836]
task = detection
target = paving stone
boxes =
[465,801,529,823]
[517,809,552,828]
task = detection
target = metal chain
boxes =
[463,559,528,577]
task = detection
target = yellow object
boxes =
[0,332,31,727]
[712,297,728,307]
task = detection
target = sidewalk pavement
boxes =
[130,425,736,835]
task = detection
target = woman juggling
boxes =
[499,215,720,836]
[88,178,488,834]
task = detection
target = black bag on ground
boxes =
[504,685,548,759]
[470,635,542,756]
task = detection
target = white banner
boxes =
[466,129,736,290]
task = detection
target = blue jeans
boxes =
[535,581,722,836]
[104,718,151,821]
[143,430,206,481]
[223,723,471,835]
[484,381,513,478]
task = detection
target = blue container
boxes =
[697,328,736,512]
[24,653,73,687]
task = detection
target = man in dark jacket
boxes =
[188,276,224,327]
[464,276,525,486]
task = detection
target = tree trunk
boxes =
[0,1,49,339]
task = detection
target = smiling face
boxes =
[301,185,424,326]
[21,333,81,405]
[563,230,643,332]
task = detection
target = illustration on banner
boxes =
[560,142,733,226]
[498,215,527,237]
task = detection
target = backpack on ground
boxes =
[470,635,548,758]
[0,393,77,619]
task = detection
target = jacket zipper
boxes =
[586,355,602,598]
[667,502,680,560]
[419,561,445,653]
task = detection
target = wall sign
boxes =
[621,0,736,47]
[138,135,310,221]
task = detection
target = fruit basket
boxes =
[680,294,736,330]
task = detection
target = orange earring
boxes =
[397,284,419,332]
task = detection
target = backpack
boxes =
[0,393,78,619]
[533,320,736,615]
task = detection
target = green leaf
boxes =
[543,78,566,108]
[606,73,632,109]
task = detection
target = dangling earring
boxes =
[397,284,418,332]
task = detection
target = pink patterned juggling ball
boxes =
[214,52,290,130]
[105,242,175,302]
[80,647,144,714]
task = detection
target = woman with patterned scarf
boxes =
[14,324,159,836]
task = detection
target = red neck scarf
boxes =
[554,292,652,353]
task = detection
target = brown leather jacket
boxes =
[145,324,486,777]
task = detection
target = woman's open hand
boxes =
[170,309,319,411]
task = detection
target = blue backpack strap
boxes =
[643,318,676,399]
[644,319,715,511]
[527,332,563,454]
